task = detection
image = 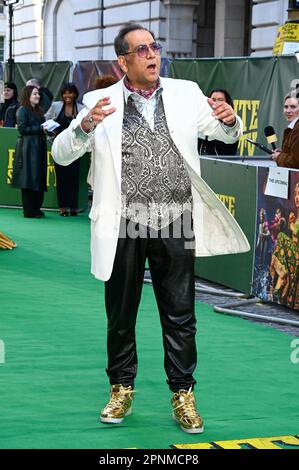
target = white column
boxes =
[214,0,246,57]
[163,0,198,57]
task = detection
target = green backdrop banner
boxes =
[196,158,257,294]
[169,56,298,157]
[5,62,72,101]
[0,128,89,210]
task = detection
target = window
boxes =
[0,36,4,62]
[0,1,3,15]
[289,0,299,8]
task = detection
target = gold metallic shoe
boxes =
[100,384,134,424]
[172,388,204,434]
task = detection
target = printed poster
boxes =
[253,167,299,311]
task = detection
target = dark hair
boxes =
[275,204,286,219]
[4,82,18,100]
[114,23,156,56]
[208,89,234,108]
[94,74,118,90]
[20,85,44,117]
[60,82,79,101]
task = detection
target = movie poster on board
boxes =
[253,167,299,311]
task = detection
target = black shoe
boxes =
[70,210,78,216]
[39,211,45,218]
[60,211,69,217]
[24,213,42,218]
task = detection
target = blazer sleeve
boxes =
[192,83,243,143]
[51,106,93,166]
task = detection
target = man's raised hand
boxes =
[81,97,116,133]
[207,97,236,127]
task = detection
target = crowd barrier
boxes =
[170,55,298,157]
[0,128,90,210]
[198,157,256,295]
[199,157,299,311]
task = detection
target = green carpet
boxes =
[0,207,299,449]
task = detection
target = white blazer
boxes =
[52,77,250,281]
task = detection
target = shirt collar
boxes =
[123,76,163,104]
[288,116,299,129]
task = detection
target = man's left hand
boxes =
[207,98,236,126]
[271,149,281,162]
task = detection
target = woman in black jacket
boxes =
[45,82,83,216]
[12,86,47,218]
[0,82,19,127]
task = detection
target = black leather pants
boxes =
[104,215,197,392]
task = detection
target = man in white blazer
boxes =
[52,24,249,434]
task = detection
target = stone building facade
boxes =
[0,0,299,63]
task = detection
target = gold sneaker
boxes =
[100,384,134,424]
[172,388,204,434]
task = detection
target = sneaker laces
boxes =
[107,385,134,409]
[173,387,199,420]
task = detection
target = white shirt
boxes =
[123,81,163,131]
[288,116,299,129]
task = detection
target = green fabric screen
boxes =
[0,128,90,210]
[169,56,298,156]
[5,62,72,101]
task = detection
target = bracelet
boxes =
[84,115,96,133]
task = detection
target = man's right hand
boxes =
[81,97,116,133]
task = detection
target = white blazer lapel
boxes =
[101,80,124,189]
[159,77,177,137]
[160,77,199,173]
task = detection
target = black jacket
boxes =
[12,106,47,191]
[4,101,20,127]
[198,137,239,156]
[0,99,19,127]
[39,87,53,113]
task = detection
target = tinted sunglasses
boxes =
[123,43,162,58]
